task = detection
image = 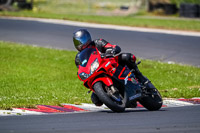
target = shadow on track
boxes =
[99,108,167,114]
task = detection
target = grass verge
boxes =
[1,11,200,32]
[0,41,200,109]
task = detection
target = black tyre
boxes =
[139,88,163,111]
[93,82,126,112]
[91,92,103,106]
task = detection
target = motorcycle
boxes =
[77,47,163,112]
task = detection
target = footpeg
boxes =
[136,61,141,65]
[144,80,150,85]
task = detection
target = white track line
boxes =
[0,109,43,116]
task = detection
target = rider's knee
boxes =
[118,53,136,64]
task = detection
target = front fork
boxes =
[105,85,123,102]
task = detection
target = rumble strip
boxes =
[0,98,200,116]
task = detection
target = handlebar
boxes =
[101,53,115,58]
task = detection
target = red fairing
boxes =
[77,47,118,90]
[104,43,116,48]
[78,52,98,75]
[92,77,113,87]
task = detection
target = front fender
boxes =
[92,77,113,87]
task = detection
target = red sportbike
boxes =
[77,47,162,112]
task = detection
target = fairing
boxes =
[77,47,141,101]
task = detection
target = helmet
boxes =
[73,29,92,51]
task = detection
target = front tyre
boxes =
[93,82,125,112]
[91,92,103,106]
[139,88,163,111]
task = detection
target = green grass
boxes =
[0,41,90,109]
[0,41,200,109]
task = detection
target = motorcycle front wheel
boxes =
[93,82,126,112]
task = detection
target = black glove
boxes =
[104,48,115,58]
[105,46,121,57]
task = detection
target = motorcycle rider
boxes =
[73,29,148,106]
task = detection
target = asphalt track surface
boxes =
[0,106,200,133]
[0,18,200,66]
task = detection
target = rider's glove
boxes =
[104,48,115,58]
[104,45,121,57]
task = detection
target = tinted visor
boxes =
[73,29,92,51]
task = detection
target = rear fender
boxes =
[92,77,113,88]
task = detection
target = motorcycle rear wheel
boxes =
[93,82,126,112]
[139,87,163,111]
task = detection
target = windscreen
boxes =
[79,48,96,67]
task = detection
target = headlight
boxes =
[79,58,99,80]
[90,58,99,74]
[79,72,89,80]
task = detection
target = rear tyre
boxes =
[93,82,125,112]
[139,88,163,111]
